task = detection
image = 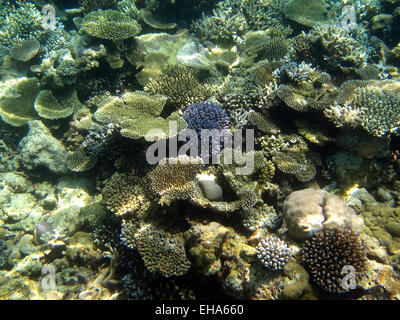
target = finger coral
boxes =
[256,236,293,271]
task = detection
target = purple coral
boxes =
[182,101,230,158]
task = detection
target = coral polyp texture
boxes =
[256,236,293,271]
[302,229,367,294]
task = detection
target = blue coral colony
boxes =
[0,0,399,301]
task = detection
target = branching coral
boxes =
[102,170,152,218]
[148,155,204,204]
[191,0,289,44]
[80,9,141,40]
[309,23,369,70]
[144,66,217,106]
[271,136,320,182]
[302,229,367,294]
[122,223,191,277]
[325,80,400,137]
[256,236,293,271]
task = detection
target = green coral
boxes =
[0,77,40,127]
[80,9,141,40]
[94,91,187,141]
[34,90,78,120]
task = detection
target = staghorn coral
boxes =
[282,188,364,240]
[256,236,293,271]
[309,23,369,70]
[80,9,141,40]
[0,1,43,47]
[123,223,191,278]
[302,229,367,294]
[94,91,187,141]
[272,60,316,83]
[191,0,288,45]
[144,66,217,106]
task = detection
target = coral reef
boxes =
[0,0,399,302]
